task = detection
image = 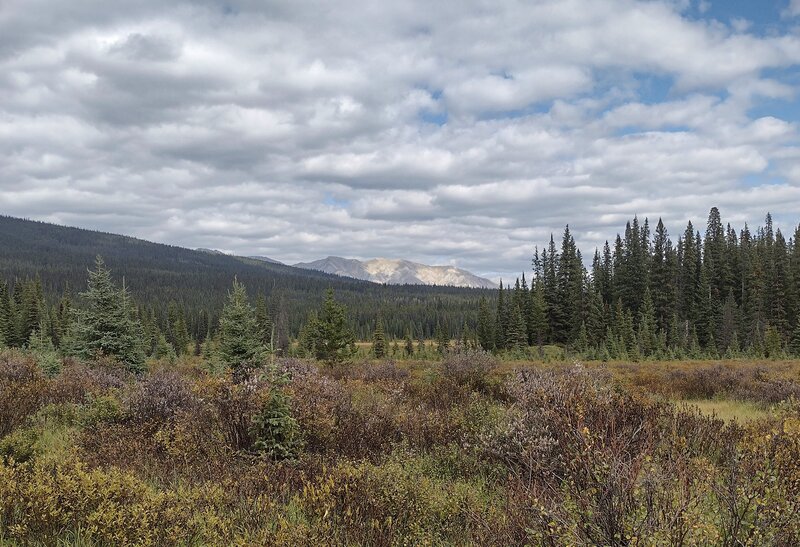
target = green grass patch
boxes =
[677,398,769,423]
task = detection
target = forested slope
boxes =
[0,216,487,340]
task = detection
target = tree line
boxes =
[479,208,800,359]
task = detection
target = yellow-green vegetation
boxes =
[679,399,770,423]
[1,350,799,545]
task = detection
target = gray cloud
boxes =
[1,0,800,281]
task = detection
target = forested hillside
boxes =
[0,216,486,344]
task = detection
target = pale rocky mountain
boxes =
[293,256,497,288]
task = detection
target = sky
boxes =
[2,0,800,281]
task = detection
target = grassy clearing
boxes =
[677,398,770,423]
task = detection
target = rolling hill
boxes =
[0,215,490,339]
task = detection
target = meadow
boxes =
[1,350,799,546]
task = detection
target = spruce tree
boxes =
[717,290,739,354]
[788,321,800,357]
[71,257,146,372]
[651,218,675,331]
[255,293,274,347]
[404,328,414,356]
[494,281,508,350]
[153,332,177,362]
[477,297,494,351]
[28,322,60,376]
[169,305,191,356]
[218,278,263,369]
[305,289,356,364]
[372,313,387,358]
[505,303,527,351]
[575,321,589,355]
[435,321,449,355]
[637,289,657,357]
[0,282,9,348]
[586,289,606,347]
[528,280,548,349]
[763,324,783,359]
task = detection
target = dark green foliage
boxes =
[789,322,800,357]
[69,257,146,372]
[153,333,177,362]
[637,289,657,357]
[255,293,273,347]
[303,289,356,364]
[505,303,527,350]
[250,366,302,460]
[218,278,263,369]
[404,329,414,356]
[478,208,800,360]
[476,297,494,351]
[0,282,10,348]
[372,313,387,358]
[434,321,449,355]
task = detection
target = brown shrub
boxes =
[126,370,193,424]
[440,349,498,393]
[0,351,48,437]
[192,373,271,452]
[47,361,128,405]
[353,360,409,383]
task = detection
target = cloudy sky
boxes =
[2,0,800,280]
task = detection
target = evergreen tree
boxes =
[575,321,589,354]
[717,290,739,354]
[71,257,146,372]
[696,265,715,347]
[543,235,562,342]
[528,279,548,349]
[53,293,72,348]
[372,312,387,358]
[494,281,508,350]
[435,321,449,355]
[556,226,585,342]
[637,289,657,357]
[218,278,263,369]
[678,222,699,324]
[651,218,675,331]
[250,364,302,460]
[169,304,191,356]
[586,289,606,347]
[788,321,800,357]
[505,303,527,350]
[304,289,356,364]
[255,293,274,347]
[477,297,494,351]
[404,328,414,357]
[0,282,9,347]
[14,278,44,348]
[28,323,60,376]
[153,332,177,362]
[763,324,783,359]
[769,230,791,336]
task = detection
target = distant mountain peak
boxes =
[293,256,496,288]
[248,255,284,265]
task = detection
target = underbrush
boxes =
[1,350,799,545]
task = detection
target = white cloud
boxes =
[1,0,799,278]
